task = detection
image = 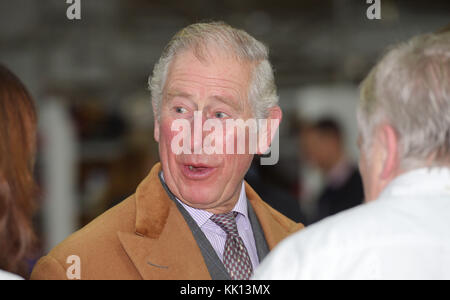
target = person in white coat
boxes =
[253,31,450,280]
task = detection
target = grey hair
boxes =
[148,21,278,120]
[358,31,450,169]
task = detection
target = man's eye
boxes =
[215,112,229,119]
[175,107,187,114]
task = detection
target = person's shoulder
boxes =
[253,201,386,279]
[262,199,386,267]
[45,194,136,264]
[31,194,139,279]
[293,200,385,246]
[0,270,23,280]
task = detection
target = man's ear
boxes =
[154,117,160,143]
[152,100,160,143]
[257,105,282,154]
[379,124,399,180]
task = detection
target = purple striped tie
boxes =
[210,211,253,280]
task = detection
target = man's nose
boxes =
[191,110,206,154]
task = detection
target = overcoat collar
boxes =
[118,163,302,279]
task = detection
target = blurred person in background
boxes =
[0,64,38,280]
[253,31,450,279]
[31,22,303,280]
[245,158,303,222]
[300,118,364,224]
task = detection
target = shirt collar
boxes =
[379,167,450,200]
[160,172,248,228]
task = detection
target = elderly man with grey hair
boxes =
[31,22,303,280]
[253,31,450,280]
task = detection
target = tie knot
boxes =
[210,211,239,236]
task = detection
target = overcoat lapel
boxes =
[117,164,211,279]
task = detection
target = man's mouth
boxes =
[187,165,207,172]
[181,163,217,180]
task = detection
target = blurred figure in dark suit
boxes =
[300,118,363,224]
[245,158,303,223]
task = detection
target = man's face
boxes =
[154,49,255,213]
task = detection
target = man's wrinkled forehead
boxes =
[163,48,252,105]
[176,38,246,64]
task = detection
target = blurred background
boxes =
[0,0,448,265]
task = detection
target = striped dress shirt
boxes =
[172,179,260,270]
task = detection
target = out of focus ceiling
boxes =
[0,0,449,99]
